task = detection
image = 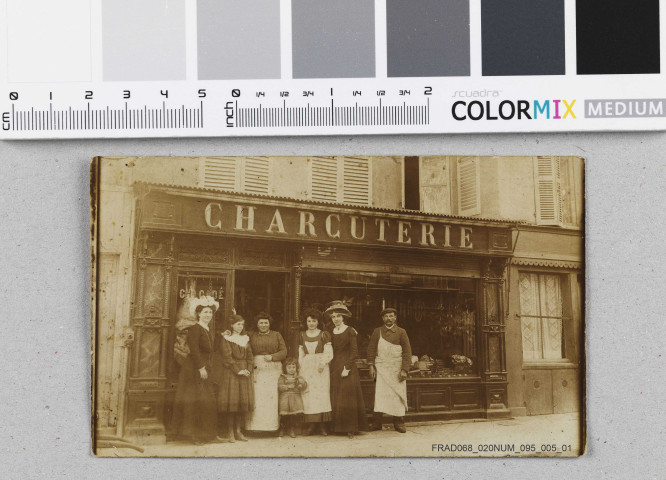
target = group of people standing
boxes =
[171,298,412,444]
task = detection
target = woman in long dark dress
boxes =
[212,314,254,442]
[171,302,220,444]
[325,300,368,438]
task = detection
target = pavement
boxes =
[96,412,582,458]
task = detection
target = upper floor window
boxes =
[403,156,453,214]
[200,157,271,195]
[309,157,371,206]
[534,156,580,226]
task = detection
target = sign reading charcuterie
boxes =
[140,191,513,254]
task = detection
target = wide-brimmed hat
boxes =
[381,307,397,316]
[324,300,352,317]
[190,295,220,317]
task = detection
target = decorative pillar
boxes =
[289,246,305,355]
[125,231,173,444]
[481,257,510,419]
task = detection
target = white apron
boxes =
[374,331,408,417]
[245,355,282,431]
[299,340,333,415]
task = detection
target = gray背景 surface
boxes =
[0,130,665,477]
[103,0,186,81]
[481,0,565,76]
[292,0,375,79]
[197,0,281,80]
[387,0,470,77]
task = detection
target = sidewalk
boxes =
[97,413,582,458]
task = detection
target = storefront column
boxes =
[289,247,304,355]
[124,232,174,444]
[481,258,510,419]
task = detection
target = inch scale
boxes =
[1,80,436,139]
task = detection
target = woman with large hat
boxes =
[326,300,368,438]
[245,312,287,433]
[171,296,221,445]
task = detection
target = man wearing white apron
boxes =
[367,308,412,433]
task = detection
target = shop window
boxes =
[457,157,480,216]
[519,272,565,361]
[300,271,478,378]
[200,157,271,195]
[310,157,371,205]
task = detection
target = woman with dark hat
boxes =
[212,314,254,442]
[171,296,221,445]
[245,312,287,433]
[326,300,369,438]
[298,308,333,436]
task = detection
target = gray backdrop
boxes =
[0,131,664,478]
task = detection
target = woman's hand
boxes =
[199,367,208,380]
[221,330,231,336]
[238,369,250,377]
[341,367,350,378]
[263,354,272,362]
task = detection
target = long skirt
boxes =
[216,368,255,413]
[300,353,332,422]
[330,361,368,433]
[245,356,282,431]
[171,359,218,441]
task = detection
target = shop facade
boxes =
[115,182,517,443]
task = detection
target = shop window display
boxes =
[301,271,478,378]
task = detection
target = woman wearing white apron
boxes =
[245,312,287,433]
[367,308,412,433]
[298,308,333,435]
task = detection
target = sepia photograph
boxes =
[91,155,585,457]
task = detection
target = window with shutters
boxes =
[200,157,271,195]
[309,157,371,206]
[519,272,566,362]
[420,156,452,214]
[534,156,561,225]
[457,157,481,216]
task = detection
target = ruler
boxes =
[2,0,666,139]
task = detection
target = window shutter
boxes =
[457,157,480,215]
[201,157,238,191]
[420,156,451,214]
[534,156,561,225]
[242,157,270,195]
[342,157,370,205]
[310,157,340,202]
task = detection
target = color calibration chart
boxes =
[1,0,665,139]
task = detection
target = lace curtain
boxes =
[519,273,563,361]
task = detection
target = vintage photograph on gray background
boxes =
[91,155,584,457]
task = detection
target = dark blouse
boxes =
[221,337,254,374]
[188,323,214,370]
[249,330,287,361]
[331,327,359,371]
